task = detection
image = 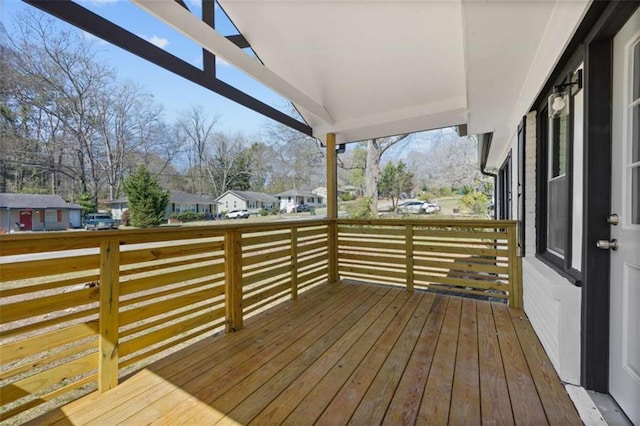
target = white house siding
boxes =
[111,202,127,220]
[217,193,247,212]
[521,110,581,385]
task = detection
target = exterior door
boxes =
[19,210,32,231]
[610,9,640,424]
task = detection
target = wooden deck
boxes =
[29,282,581,425]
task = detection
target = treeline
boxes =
[0,11,325,207]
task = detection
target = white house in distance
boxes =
[275,189,325,213]
[110,190,219,220]
[0,193,82,233]
[215,190,278,215]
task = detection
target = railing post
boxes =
[291,227,298,299]
[328,221,339,283]
[225,230,243,332]
[405,224,414,292]
[99,238,119,392]
[507,224,523,309]
[326,132,339,283]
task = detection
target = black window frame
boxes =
[498,151,512,220]
[517,119,526,257]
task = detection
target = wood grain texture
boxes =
[477,301,514,425]
[21,282,579,426]
[492,302,547,424]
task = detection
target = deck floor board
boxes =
[29,282,582,426]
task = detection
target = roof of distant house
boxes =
[111,190,219,205]
[216,190,278,203]
[274,189,321,198]
[0,193,82,209]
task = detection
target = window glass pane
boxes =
[547,175,567,256]
[634,105,639,163]
[551,115,568,177]
[633,167,640,225]
[634,41,639,101]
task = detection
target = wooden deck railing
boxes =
[337,219,522,308]
[0,218,520,423]
[0,220,329,422]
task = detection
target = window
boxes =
[537,64,584,281]
[498,152,512,220]
[547,113,568,257]
[45,210,57,223]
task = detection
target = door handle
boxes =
[596,239,618,251]
[607,214,619,226]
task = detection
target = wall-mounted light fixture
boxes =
[320,142,347,153]
[548,69,583,118]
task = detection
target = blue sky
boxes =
[0,0,293,136]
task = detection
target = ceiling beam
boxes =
[23,0,312,136]
[132,0,334,125]
[226,34,250,49]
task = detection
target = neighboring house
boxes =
[275,189,325,213]
[313,186,345,200]
[481,3,640,421]
[0,193,82,233]
[110,190,219,220]
[215,190,278,215]
[339,185,359,197]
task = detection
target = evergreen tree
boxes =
[378,161,414,209]
[76,192,97,218]
[123,165,169,227]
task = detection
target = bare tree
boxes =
[408,131,482,191]
[5,10,115,203]
[362,135,409,215]
[176,105,219,195]
[204,132,252,197]
[263,119,325,192]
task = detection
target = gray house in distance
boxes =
[0,193,82,233]
[215,190,278,215]
[110,190,219,220]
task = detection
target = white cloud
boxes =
[139,34,169,49]
[82,31,108,45]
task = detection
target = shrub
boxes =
[346,197,374,219]
[121,209,131,226]
[259,209,269,216]
[171,211,206,222]
[461,191,489,215]
[340,193,355,202]
[418,192,436,202]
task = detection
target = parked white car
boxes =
[225,209,250,219]
[397,200,440,214]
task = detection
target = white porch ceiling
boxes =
[134,0,591,167]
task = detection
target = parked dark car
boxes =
[295,204,310,212]
[84,213,120,230]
